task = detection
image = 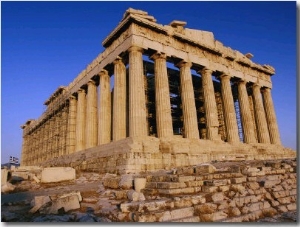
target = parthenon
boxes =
[20,8,295,173]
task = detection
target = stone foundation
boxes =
[38,137,296,174]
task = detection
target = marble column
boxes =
[47,117,54,160]
[128,46,148,137]
[199,68,219,140]
[59,108,68,156]
[85,80,98,148]
[177,61,199,139]
[220,74,240,143]
[252,84,270,143]
[43,120,49,161]
[113,57,126,141]
[262,87,281,145]
[75,89,86,151]
[67,95,77,154]
[152,52,173,138]
[98,69,111,145]
[237,80,256,143]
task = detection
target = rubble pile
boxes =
[1,158,297,222]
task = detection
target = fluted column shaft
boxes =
[237,80,256,143]
[220,74,240,143]
[67,95,77,154]
[59,108,68,156]
[252,84,270,143]
[113,57,126,141]
[47,117,54,160]
[85,80,98,148]
[98,70,111,145]
[199,68,219,140]
[177,61,199,139]
[152,52,173,138]
[262,87,281,145]
[43,121,49,161]
[128,46,148,137]
[75,89,86,151]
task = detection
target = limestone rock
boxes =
[1,182,15,193]
[41,167,75,183]
[119,174,134,189]
[127,190,145,202]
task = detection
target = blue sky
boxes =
[1,1,297,163]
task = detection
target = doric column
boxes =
[151,52,173,138]
[85,80,98,148]
[59,107,68,156]
[177,61,199,139]
[43,120,49,161]
[237,80,256,143]
[113,57,126,141]
[262,87,281,145]
[128,46,148,137]
[252,84,270,143]
[67,95,77,154]
[47,117,54,160]
[75,88,86,151]
[199,68,219,140]
[220,74,240,143]
[98,69,111,145]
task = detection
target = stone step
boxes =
[168,216,200,222]
[120,198,173,213]
[135,206,195,222]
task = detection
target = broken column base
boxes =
[34,137,296,174]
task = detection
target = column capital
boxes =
[150,52,167,60]
[69,95,76,101]
[77,88,86,94]
[113,56,124,65]
[99,69,109,77]
[198,67,213,76]
[261,87,272,93]
[87,79,96,86]
[237,79,247,85]
[176,60,192,69]
[128,45,144,53]
[219,74,231,81]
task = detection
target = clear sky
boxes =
[1,1,297,164]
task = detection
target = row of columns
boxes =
[22,45,282,165]
[67,45,281,156]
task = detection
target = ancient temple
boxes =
[20,8,295,173]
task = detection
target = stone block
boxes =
[228,207,241,217]
[271,190,288,199]
[41,167,75,183]
[218,185,230,192]
[103,177,120,189]
[206,192,224,202]
[277,196,292,204]
[246,182,260,190]
[190,195,206,205]
[32,175,40,183]
[231,177,246,184]
[200,211,227,222]
[185,180,203,187]
[119,174,134,189]
[271,185,283,192]
[178,176,195,182]
[286,203,296,211]
[266,174,282,181]
[195,164,216,174]
[127,190,145,202]
[29,196,51,213]
[262,179,281,188]
[138,199,170,212]
[230,184,245,192]
[202,185,218,193]
[174,197,192,208]
[204,179,228,186]
[262,207,277,217]
[42,194,80,214]
[1,182,15,193]
[157,182,186,189]
[277,205,288,212]
[195,203,218,214]
[1,169,8,185]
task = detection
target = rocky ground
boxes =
[1,159,298,222]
